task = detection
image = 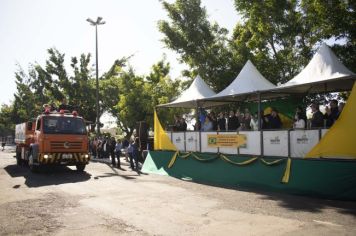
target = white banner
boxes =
[239,131,261,155]
[290,130,320,158]
[263,131,288,157]
[219,132,238,155]
[185,132,200,152]
[172,132,185,151]
[201,132,218,153]
[321,129,329,137]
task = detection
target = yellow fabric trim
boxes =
[281,158,292,183]
[220,154,258,166]
[168,151,179,168]
[191,153,219,162]
[260,158,285,166]
[178,152,191,159]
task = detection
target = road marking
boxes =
[313,220,343,227]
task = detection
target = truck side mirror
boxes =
[27,122,33,131]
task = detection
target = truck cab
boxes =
[17,109,90,172]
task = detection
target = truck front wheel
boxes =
[76,164,86,172]
[16,148,22,166]
[28,152,39,173]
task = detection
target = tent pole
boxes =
[258,93,261,131]
[258,92,264,157]
[196,101,202,152]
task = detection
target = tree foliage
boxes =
[159,0,242,92]
[101,59,180,138]
[159,0,355,88]
[9,48,97,126]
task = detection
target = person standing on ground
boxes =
[110,137,116,167]
[115,139,122,169]
[1,140,5,151]
[127,139,134,169]
[132,137,140,171]
[122,138,129,162]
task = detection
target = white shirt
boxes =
[294,119,305,129]
[250,118,258,131]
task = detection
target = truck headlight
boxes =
[44,154,49,159]
[84,154,89,158]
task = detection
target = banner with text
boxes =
[207,134,247,148]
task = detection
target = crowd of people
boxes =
[89,136,140,171]
[171,99,345,132]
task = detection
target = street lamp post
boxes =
[87,17,105,135]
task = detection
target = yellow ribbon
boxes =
[220,154,258,166]
[179,152,192,159]
[281,158,292,183]
[260,158,285,166]
[191,153,219,162]
[168,151,179,168]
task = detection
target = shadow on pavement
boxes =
[4,164,91,188]
[92,162,140,180]
[189,179,356,217]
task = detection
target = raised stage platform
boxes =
[142,151,356,201]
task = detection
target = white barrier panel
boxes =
[290,130,320,158]
[166,131,172,141]
[239,131,261,155]
[201,132,218,153]
[172,132,185,151]
[263,131,288,157]
[322,129,329,137]
[219,132,238,155]
[185,132,200,152]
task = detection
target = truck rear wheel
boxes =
[76,164,86,172]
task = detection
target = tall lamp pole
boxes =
[87,17,105,135]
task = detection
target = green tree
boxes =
[100,58,180,138]
[0,104,15,137]
[232,0,315,84]
[12,48,98,125]
[300,0,355,69]
[159,0,241,92]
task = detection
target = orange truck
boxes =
[15,109,90,172]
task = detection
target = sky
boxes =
[0,0,239,106]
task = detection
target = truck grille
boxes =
[50,141,83,151]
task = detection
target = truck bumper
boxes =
[38,153,90,165]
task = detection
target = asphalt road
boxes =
[1,147,356,235]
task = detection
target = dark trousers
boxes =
[129,152,139,170]
[128,152,134,169]
[111,152,116,166]
[115,151,121,168]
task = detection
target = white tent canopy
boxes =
[275,43,356,93]
[204,60,276,102]
[157,75,218,108]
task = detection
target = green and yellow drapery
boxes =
[166,151,292,183]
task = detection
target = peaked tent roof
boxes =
[306,82,356,159]
[207,60,276,101]
[157,75,219,108]
[276,43,356,93]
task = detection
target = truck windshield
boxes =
[43,116,87,135]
